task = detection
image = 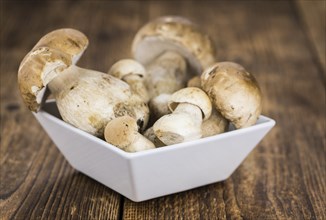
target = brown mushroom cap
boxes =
[18,47,72,112]
[33,28,89,64]
[201,62,262,128]
[104,116,139,149]
[108,59,147,79]
[168,87,212,120]
[18,28,88,112]
[132,16,216,74]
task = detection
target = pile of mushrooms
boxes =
[18,16,262,153]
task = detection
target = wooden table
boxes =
[1,1,325,219]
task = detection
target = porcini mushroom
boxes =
[201,62,262,128]
[18,28,88,111]
[143,127,165,147]
[186,75,229,137]
[18,29,149,136]
[148,93,171,122]
[145,52,186,119]
[132,16,216,119]
[104,116,155,152]
[153,87,212,145]
[201,110,229,138]
[108,59,150,103]
[187,76,201,88]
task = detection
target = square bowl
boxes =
[33,100,275,202]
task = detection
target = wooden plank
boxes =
[122,1,326,219]
[0,1,148,219]
[296,0,326,71]
[1,1,325,219]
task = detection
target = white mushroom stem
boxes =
[201,109,229,138]
[122,74,149,102]
[47,65,149,136]
[143,127,166,147]
[124,134,155,153]
[149,93,171,121]
[47,65,80,95]
[146,51,187,118]
[153,103,202,145]
[146,51,186,97]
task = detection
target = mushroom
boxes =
[18,28,149,136]
[145,52,186,119]
[104,116,155,152]
[201,110,229,138]
[201,62,262,128]
[153,87,212,145]
[148,93,171,122]
[108,59,150,103]
[186,76,229,137]
[132,16,216,119]
[143,127,165,147]
[18,28,89,111]
[187,76,201,88]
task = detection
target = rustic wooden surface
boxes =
[1,1,325,219]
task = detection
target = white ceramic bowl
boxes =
[34,100,275,202]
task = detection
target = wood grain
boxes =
[0,1,147,219]
[122,1,326,219]
[296,0,326,71]
[1,1,325,220]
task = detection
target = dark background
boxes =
[1,1,325,219]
